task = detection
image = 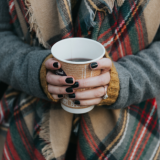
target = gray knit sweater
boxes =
[0,0,160,110]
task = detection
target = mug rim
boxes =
[51,38,106,64]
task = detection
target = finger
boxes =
[52,94,64,100]
[45,58,61,70]
[68,86,107,100]
[74,98,102,106]
[90,58,112,71]
[46,71,75,85]
[48,85,75,94]
[76,72,110,88]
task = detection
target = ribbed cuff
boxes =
[40,53,120,105]
[97,52,120,106]
[40,54,59,102]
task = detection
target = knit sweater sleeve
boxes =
[0,0,50,100]
[108,39,160,109]
[40,38,160,108]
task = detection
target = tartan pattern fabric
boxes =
[7,0,40,46]
[1,88,160,159]
[0,87,49,160]
[76,0,150,61]
[76,99,160,160]
[7,0,24,38]
[1,0,160,159]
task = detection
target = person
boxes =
[0,0,160,159]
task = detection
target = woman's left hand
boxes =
[69,58,112,106]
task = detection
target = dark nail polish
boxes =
[74,100,80,105]
[58,95,63,98]
[66,87,73,93]
[71,82,79,88]
[69,93,75,98]
[53,62,58,68]
[65,78,73,84]
[91,62,98,68]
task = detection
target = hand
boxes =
[68,58,112,106]
[45,58,76,99]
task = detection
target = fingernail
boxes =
[91,62,98,68]
[65,78,73,84]
[53,62,58,68]
[74,100,80,105]
[69,93,75,98]
[71,82,79,88]
[58,95,63,98]
[66,87,73,93]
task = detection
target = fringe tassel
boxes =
[84,0,97,29]
[39,112,55,160]
[104,0,115,11]
[25,0,50,48]
[116,0,125,6]
[103,0,125,13]
[104,0,125,7]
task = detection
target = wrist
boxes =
[97,53,120,106]
[40,54,59,102]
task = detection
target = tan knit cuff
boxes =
[40,54,59,102]
[97,52,120,106]
[40,53,120,105]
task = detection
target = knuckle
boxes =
[93,98,101,105]
[48,84,52,93]
[46,59,53,69]
[46,72,52,83]
[108,74,111,82]
[59,87,64,94]
[106,72,111,83]
[99,77,106,85]
[52,95,58,100]
[95,88,104,97]
[80,79,87,88]
[95,100,100,105]
[83,101,89,106]
[45,59,49,68]
[107,59,112,68]
[58,76,64,84]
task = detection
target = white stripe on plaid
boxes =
[106,109,130,159]
[149,140,160,160]
[130,101,157,160]
[0,103,4,124]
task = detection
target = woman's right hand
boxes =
[45,58,76,99]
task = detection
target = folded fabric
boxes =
[2,0,160,159]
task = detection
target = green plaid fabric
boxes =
[1,0,160,159]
